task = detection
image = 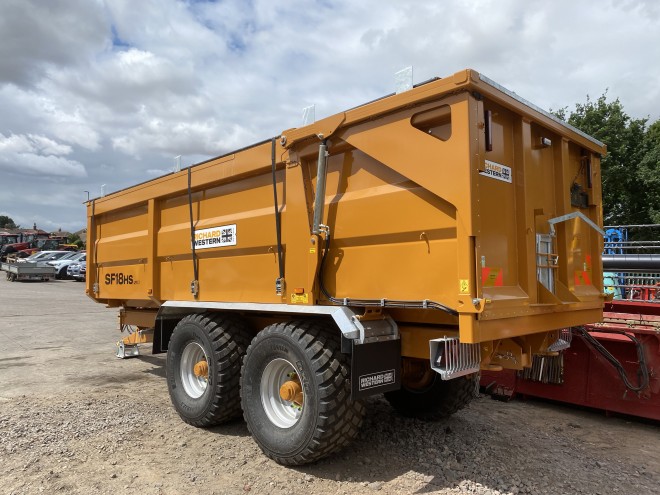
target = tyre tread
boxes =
[241,320,364,465]
[168,313,251,428]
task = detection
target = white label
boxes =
[480,160,512,183]
[359,369,396,391]
[193,224,237,250]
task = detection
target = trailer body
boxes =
[86,69,607,464]
[1,261,56,281]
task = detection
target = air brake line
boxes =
[271,137,285,294]
[187,166,199,298]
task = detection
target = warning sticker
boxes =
[575,255,593,286]
[290,293,309,304]
[574,270,592,286]
[459,279,470,294]
[359,370,396,391]
[480,160,512,183]
[482,267,504,287]
[193,224,237,250]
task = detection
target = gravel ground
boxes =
[0,276,658,495]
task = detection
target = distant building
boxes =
[16,228,49,238]
[75,228,87,245]
[50,228,73,240]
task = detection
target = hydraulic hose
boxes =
[576,326,650,393]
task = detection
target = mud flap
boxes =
[351,338,401,400]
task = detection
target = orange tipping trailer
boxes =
[86,69,606,465]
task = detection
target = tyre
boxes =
[166,313,250,427]
[385,359,478,420]
[57,266,68,280]
[240,321,364,465]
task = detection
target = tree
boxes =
[638,120,660,223]
[0,215,17,229]
[67,233,85,249]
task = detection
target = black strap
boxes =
[91,199,99,292]
[187,167,199,297]
[271,138,284,283]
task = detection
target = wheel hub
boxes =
[401,357,435,391]
[261,358,304,428]
[279,379,304,405]
[193,360,209,378]
[180,342,209,399]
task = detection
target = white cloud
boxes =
[0,132,86,177]
[0,152,87,178]
[0,86,102,151]
[0,133,34,154]
[26,134,72,156]
[104,0,224,61]
[1,0,660,231]
[0,133,71,156]
[0,0,108,87]
[112,117,254,158]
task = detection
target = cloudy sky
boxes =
[1,0,658,233]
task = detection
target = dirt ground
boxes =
[0,276,658,495]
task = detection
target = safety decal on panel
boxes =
[193,224,237,250]
[574,255,593,286]
[479,160,512,183]
[481,267,504,287]
[459,279,470,294]
[290,293,309,304]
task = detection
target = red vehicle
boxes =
[0,235,60,261]
[0,233,19,247]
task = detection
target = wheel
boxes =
[240,321,364,465]
[57,266,68,280]
[166,313,250,427]
[384,358,478,420]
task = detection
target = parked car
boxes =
[17,250,70,265]
[68,261,86,281]
[17,250,60,262]
[48,252,85,279]
[67,262,80,279]
[74,261,86,282]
